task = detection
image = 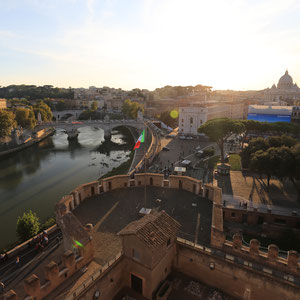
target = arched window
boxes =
[190,117,193,124]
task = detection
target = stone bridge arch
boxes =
[36,120,145,141]
[52,110,83,121]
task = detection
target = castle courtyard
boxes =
[73,186,213,266]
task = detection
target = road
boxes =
[0,229,62,296]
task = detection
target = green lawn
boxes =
[198,154,241,170]
[228,154,242,171]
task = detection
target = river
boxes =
[0,126,133,250]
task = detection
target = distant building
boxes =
[291,106,300,124]
[264,70,300,104]
[248,105,292,123]
[179,101,247,135]
[0,98,7,110]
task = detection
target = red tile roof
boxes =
[118,211,180,249]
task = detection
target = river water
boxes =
[0,126,132,249]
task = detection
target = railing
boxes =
[65,251,123,300]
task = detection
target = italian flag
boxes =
[134,129,145,150]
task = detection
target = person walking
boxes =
[15,256,20,268]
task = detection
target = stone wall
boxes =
[101,174,131,191]
[77,255,125,300]
[176,240,300,300]
[57,174,203,216]
[223,233,300,277]
[224,207,300,228]
[169,175,202,194]
[3,241,94,300]
[134,173,164,187]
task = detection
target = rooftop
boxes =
[73,186,213,265]
[118,211,180,249]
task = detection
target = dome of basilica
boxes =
[277,70,293,89]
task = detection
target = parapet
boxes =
[3,245,93,300]
[56,173,203,215]
[224,234,300,276]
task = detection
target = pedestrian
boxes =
[43,236,48,246]
[0,281,4,293]
[16,256,20,268]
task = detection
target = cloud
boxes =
[0,30,18,39]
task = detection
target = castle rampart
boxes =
[3,174,300,300]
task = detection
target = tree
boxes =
[157,110,178,128]
[33,101,52,121]
[91,101,98,111]
[55,100,66,111]
[250,145,298,195]
[291,143,300,201]
[15,108,37,129]
[198,118,245,162]
[241,120,263,148]
[16,210,40,241]
[250,150,272,186]
[122,99,144,119]
[0,110,16,137]
[241,135,297,168]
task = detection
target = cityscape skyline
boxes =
[0,0,300,91]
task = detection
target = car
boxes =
[179,136,186,140]
[162,147,170,151]
[186,136,193,140]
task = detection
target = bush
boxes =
[16,210,40,241]
[41,217,56,231]
[203,148,214,157]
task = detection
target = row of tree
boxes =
[198,118,300,163]
[152,84,212,99]
[0,85,74,100]
[243,136,300,200]
[0,102,52,137]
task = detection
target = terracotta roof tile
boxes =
[118,211,180,249]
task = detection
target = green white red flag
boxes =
[134,129,145,150]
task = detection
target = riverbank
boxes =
[0,126,133,250]
[100,126,136,179]
[0,128,55,159]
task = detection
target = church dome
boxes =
[277,70,293,89]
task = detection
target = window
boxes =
[231,212,236,217]
[132,249,140,260]
[200,120,202,124]
[190,117,193,124]
[182,119,184,123]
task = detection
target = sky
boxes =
[0,0,300,91]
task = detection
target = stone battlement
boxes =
[56,173,203,216]
[4,174,299,300]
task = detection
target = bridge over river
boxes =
[36,119,145,140]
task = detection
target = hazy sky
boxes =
[0,0,299,91]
